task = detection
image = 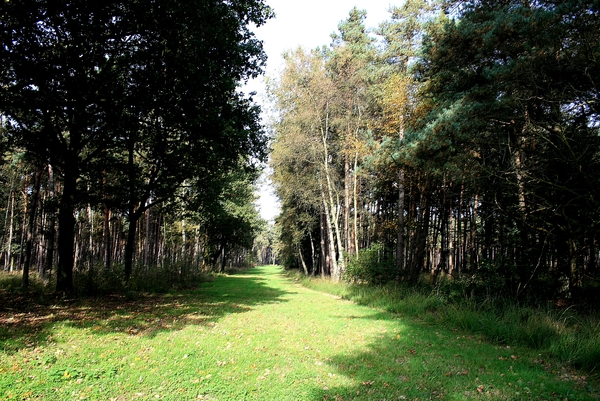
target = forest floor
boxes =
[0,265,598,400]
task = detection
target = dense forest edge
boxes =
[270,0,600,308]
[0,0,277,295]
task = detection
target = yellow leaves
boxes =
[256,368,271,381]
[379,72,416,136]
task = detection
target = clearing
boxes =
[1,265,597,400]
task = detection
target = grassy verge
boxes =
[1,265,598,400]
[293,271,600,374]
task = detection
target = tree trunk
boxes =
[124,136,137,282]
[44,164,56,280]
[103,204,111,272]
[23,165,43,290]
[56,170,77,294]
[298,246,308,275]
[144,209,150,266]
[396,169,405,276]
[320,212,327,278]
[18,175,29,272]
[353,153,359,258]
[124,212,138,282]
[322,193,338,280]
[6,190,14,272]
[344,153,351,255]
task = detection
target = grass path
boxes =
[1,265,597,400]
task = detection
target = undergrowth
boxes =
[0,262,214,297]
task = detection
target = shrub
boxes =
[344,243,396,285]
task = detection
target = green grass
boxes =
[1,265,598,400]
[297,271,600,373]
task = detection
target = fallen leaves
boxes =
[498,354,519,361]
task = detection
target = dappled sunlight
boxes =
[1,265,596,400]
[308,317,595,400]
[0,270,292,353]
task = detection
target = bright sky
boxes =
[252,0,399,222]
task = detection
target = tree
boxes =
[186,166,264,272]
[414,0,600,295]
[0,0,272,292]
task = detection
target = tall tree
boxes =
[0,0,272,292]
[414,0,600,294]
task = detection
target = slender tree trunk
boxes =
[396,122,406,276]
[56,170,77,293]
[298,246,308,275]
[44,164,56,280]
[144,208,150,267]
[353,153,359,258]
[396,169,405,276]
[23,165,43,290]
[309,230,316,274]
[322,192,338,280]
[181,219,186,265]
[124,213,138,282]
[321,109,345,280]
[37,191,46,277]
[18,176,29,272]
[344,153,351,255]
[6,190,14,272]
[220,245,226,273]
[124,136,138,282]
[88,202,94,270]
[320,212,327,278]
[1,189,10,270]
[103,205,111,272]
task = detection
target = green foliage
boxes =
[0,0,272,293]
[343,243,396,285]
[412,0,600,295]
[0,265,213,298]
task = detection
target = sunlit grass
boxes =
[298,270,600,374]
[1,265,598,400]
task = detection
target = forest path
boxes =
[191,264,403,400]
[184,265,593,400]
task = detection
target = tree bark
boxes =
[5,190,14,272]
[56,170,77,293]
[23,165,43,290]
[44,164,56,280]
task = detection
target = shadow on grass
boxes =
[0,266,291,354]
[308,315,599,401]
